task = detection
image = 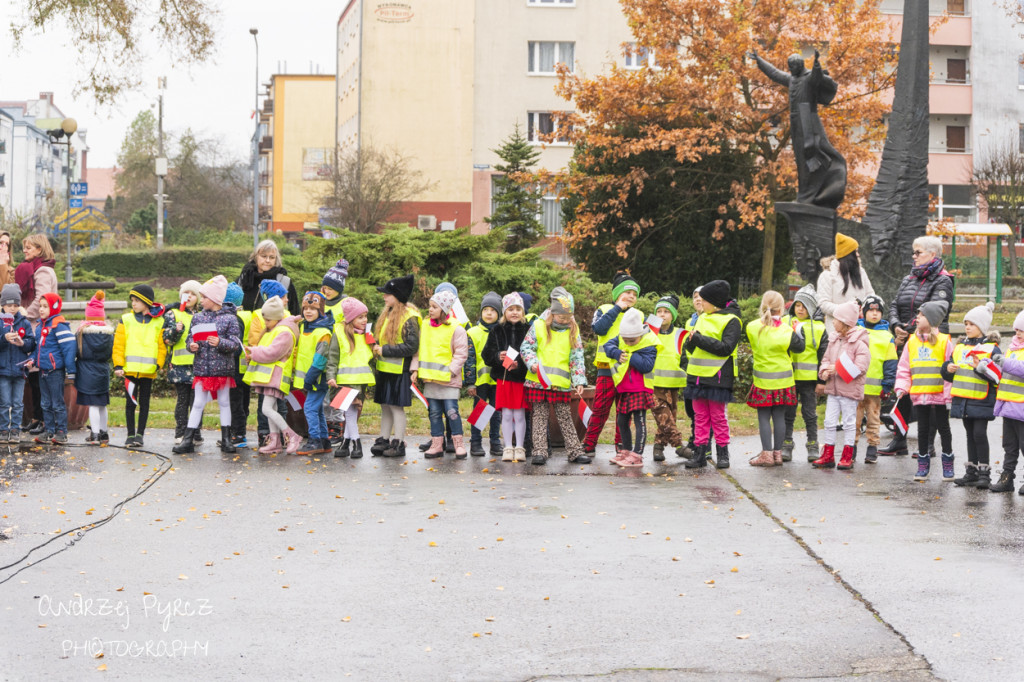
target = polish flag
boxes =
[179,292,190,312]
[468,400,496,430]
[535,363,551,389]
[365,322,375,346]
[502,347,519,371]
[410,381,429,409]
[578,399,593,428]
[191,322,219,342]
[125,379,138,405]
[835,351,862,383]
[330,386,358,411]
[286,389,306,411]
[978,358,1002,385]
[646,313,663,333]
[890,401,908,437]
[451,299,470,325]
[676,329,688,355]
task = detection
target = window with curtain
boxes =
[528,41,575,74]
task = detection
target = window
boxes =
[540,195,563,235]
[1019,123,1024,154]
[527,112,571,144]
[491,174,503,216]
[946,125,966,152]
[528,41,574,74]
[624,43,656,69]
[0,139,5,153]
[527,0,575,5]
[0,174,5,188]
[946,58,966,84]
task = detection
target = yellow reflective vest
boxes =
[526,319,574,390]
[236,309,253,374]
[997,348,1024,403]
[611,331,659,390]
[652,327,686,388]
[168,309,194,367]
[121,313,163,375]
[593,303,623,367]
[746,320,795,390]
[907,333,951,394]
[417,319,457,383]
[243,323,295,392]
[687,311,740,378]
[950,342,996,400]
[466,324,496,387]
[790,318,824,381]
[293,324,332,390]
[376,308,421,375]
[335,330,375,386]
[864,327,897,396]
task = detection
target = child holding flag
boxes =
[164,280,204,446]
[857,295,897,463]
[112,284,165,448]
[746,291,805,467]
[75,291,114,444]
[371,274,420,459]
[943,302,1001,488]
[0,283,35,443]
[650,294,688,461]
[782,284,828,462]
[291,292,335,456]
[482,293,530,462]
[813,301,870,470]
[894,301,954,481]
[172,276,243,455]
[465,292,503,456]
[320,258,349,445]
[990,311,1024,494]
[243,296,302,455]
[326,297,375,459]
[520,287,590,465]
[413,289,468,458]
[28,293,76,444]
[603,307,658,467]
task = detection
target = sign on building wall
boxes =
[374,2,413,23]
[302,148,332,181]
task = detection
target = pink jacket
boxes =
[411,322,468,389]
[819,325,870,401]
[247,317,299,392]
[894,331,953,406]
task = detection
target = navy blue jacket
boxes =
[602,336,659,374]
[33,314,77,375]
[75,323,115,396]
[0,312,37,378]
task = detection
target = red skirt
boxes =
[192,376,236,399]
[617,391,655,414]
[495,379,527,410]
[527,387,572,404]
[746,385,798,408]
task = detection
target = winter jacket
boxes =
[819,325,870,401]
[519,323,587,391]
[378,314,420,367]
[247,317,299,393]
[22,264,58,322]
[162,306,200,384]
[292,312,335,390]
[33,313,76,375]
[482,320,530,383]
[112,311,168,379]
[816,257,875,334]
[859,318,897,395]
[0,311,36,378]
[186,303,243,378]
[995,337,1024,421]
[889,259,954,335]
[894,330,954,406]
[681,300,743,394]
[75,323,115,396]
[237,262,299,315]
[604,335,659,394]
[940,333,1002,420]
[411,320,469,389]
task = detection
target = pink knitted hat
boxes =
[199,275,228,306]
[341,296,368,324]
[84,290,106,322]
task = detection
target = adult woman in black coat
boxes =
[236,240,299,315]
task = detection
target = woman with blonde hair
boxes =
[236,239,299,314]
[0,231,16,287]
[14,233,58,434]
[745,290,805,466]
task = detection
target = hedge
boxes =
[77,247,250,279]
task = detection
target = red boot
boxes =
[837,445,855,470]
[812,444,836,469]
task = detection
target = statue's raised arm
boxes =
[748,50,791,87]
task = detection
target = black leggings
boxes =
[28,371,43,423]
[174,383,197,436]
[617,410,647,454]
[962,417,990,465]
[916,404,951,456]
[758,404,787,451]
[125,377,153,436]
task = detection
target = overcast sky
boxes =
[1,1,340,168]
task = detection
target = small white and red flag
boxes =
[535,363,551,389]
[835,351,862,383]
[977,358,1002,385]
[125,379,138,405]
[286,389,306,411]
[330,386,358,411]
[410,381,429,409]
[578,399,593,428]
[890,401,908,437]
[676,329,688,355]
[646,313,663,334]
[191,322,219,343]
[502,347,519,371]
[468,400,496,430]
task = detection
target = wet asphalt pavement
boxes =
[1,422,1021,681]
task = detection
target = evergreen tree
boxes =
[486,124,544,253]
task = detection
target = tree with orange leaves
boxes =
[553,0,896,289]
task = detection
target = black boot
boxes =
[350,438,363,459]
[220,427,236,453]
[370,437,389,456]
[684,444,709,469]
[382,439,406,458]
[953,462,979,487]
[98,430,110,444]
[676,441,694,458]
[444,437,455,453]
[865,445,878,464]
[989,470,1016,493]
[172,428,196,454]
[335,439,351,458]
[974,465,991,489]
[878,434,908,456]
[418,438,431,452]
[715,444,730,469]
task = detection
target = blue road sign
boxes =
[70,182,88,196]
[70,198,83,208]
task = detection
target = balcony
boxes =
[262,100,273,114]
[928,150,973,185]
[258,135,273,153]
[930,83,972,115]
[259,171,271,186]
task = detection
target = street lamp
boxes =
[46,117,77,286]
[250,27,260,249]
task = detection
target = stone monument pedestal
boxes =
[775,202,837,282]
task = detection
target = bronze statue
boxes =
[749,50,848,210]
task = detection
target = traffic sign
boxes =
[70,198,83,208]
[70,182,88,196]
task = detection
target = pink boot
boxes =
[749,450,775,467]
[452,434,467,459]
[423,436,445,458]
[259,432,282,454]
[284,428,303,455]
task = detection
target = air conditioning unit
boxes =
[417,214,436,230]
[440,220,456,232]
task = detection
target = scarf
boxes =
[912,257,945,281]
[14,257,56,307]
[238,261,286,291]
[1010,335,1024,352]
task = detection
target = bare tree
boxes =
[969,135,1024,276]
[318,144,434,233]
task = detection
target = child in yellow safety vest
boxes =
[941,302,1002,488]
[519,287,590,466]
[112,284,166,448]
[163,280,204,446]
[321,258,349,444]
[293,291,335,456]
[224,282,250,449]
[894,300,954,481]
[650,294,687,462]
[603,307,659,468]
[465,292,503,457]
[326,296,375,459]
[783,284,828,463]
[370,274,420,459]
[242,296,302,455]
[412,289,469,458]
[990,310,1024,493]
[680,286,705,457]
[856,295,897,464]
[747,291,805,467]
